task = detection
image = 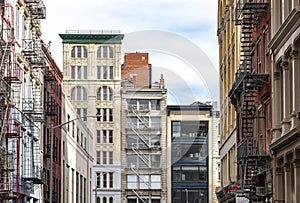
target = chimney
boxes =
[160,74,165,89]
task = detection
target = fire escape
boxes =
[128,103,158,203]
[43,59,59,202]
[228,0,269,201]
[20,0,46,200]
[0,2,22,202]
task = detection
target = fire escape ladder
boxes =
[131,109,151,148]
[132,146,151,168]
[132,189,149,203]
[22,118,44,184]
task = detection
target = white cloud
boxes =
[42,0,218,104]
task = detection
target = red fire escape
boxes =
[229,0,270,201]
[0,2,22,202]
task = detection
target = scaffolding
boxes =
[228,0,269,201]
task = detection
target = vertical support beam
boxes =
[284,163,291,203]
[293,159,300,203]
[290,46,299,128]
[274,166,284,202]
[272,63,282,139]
[281,59,291,134]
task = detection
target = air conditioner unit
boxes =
[256,186,265,196]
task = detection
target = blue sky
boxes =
[42,0,219,106]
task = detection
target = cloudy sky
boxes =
[41,0,219,105]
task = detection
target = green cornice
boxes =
[59,33,124,44]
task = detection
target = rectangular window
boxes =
[103,109,107,122]
[109,66,113,79]
[109,152,113,164]
[84,66,87,79]
[127,175,137,189]
[78,66,82,79]
[83,108,87,121]
[96,108,101,121]
[109,130,113,143]
[97,66,101,79]
[264,30,269,73]
[109,109,113,121]
[96,173,101,188]
[103,47,108,58]
[71,66,75,79]
[96,151,101,164]
[172,121,181,137]
[103,130,107,143]
[103,173,107,188]
[76,108,81,117]
[103,151,107,164]
[265,102,270,154]
[97,130,101,144]
[103,66,108,79]
[150,100,160,110]
[257,40,262,73]
[109,172,113,188]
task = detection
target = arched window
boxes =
[97,46,114,59]
[97,197,100,203]
[109,197,113,203]
[97,86,113,101]
[71,46,88,58]
[71,86,87,100]
[103,197,107,203]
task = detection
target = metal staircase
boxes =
[229,0,269,200]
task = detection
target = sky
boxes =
[41,0,219,106]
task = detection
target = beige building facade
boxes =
[60,31,124,202]
[269,1,300,202]
[216,0,240,199]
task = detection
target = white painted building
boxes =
[61,92,94,203]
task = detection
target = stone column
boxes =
[281,59,291,134]
[290,46,299,128]
[284,163,292,203]
[272,65,282,140]
[293,159,300,203]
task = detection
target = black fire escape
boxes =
[228,0,269,201]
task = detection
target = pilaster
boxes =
[290,46,299,128]
[281,59,291,134]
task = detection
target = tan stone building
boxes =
[269,1,300,202]
[216,0,239,200]
[60,31,124,202]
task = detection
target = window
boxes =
[109,152,113,164]
[97,130,101,143]
[103,197,107,203]
[126,154,161,168]
[97,108,113,122]
[101,130,113,143]
[97,86,113,101]
[76,108,87,121]
[71,86,87,100]
[109,172,113,188]
[257,39,262,73]
[264,30,269,73]
[150,100,160,110]
[103,151,107,164]
[71,46,88,58]
[258,108,263,154]
[71,66,87,79]
[97,46,114,59]
[96,151,101,164]
[96,173,101,188]
[126,174,161,189]
[97,66,114,79]
[265,102,270,154]
[109,197,113,203]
